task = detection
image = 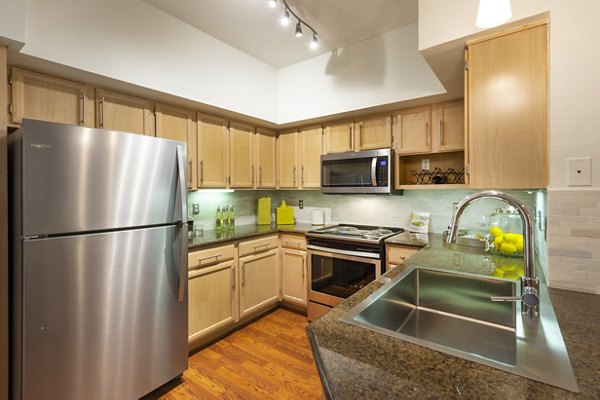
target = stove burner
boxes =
[338,226,358,231]
[307,224,403,244]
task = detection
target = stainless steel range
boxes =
[305,224,403,321]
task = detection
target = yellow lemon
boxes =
[504,270,520,280]
[515,236,524,252]
[499,264,517,272]
[490,226,503,238]
[491,268,504,278]
[500,242,517,255]
[494,235,504,246]
[503,233,522,244]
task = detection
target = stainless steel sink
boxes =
[341,267,579,393]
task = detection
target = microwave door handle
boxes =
[371,157,377,187]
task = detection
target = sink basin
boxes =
[341,267,579,393]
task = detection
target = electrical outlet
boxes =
[422,159,430,171]
[192,203,200,215]
[567,157,592,186]
[299,200,304,209]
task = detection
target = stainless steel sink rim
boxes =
[340,266,580,393]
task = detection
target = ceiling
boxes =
[144,0,419,69]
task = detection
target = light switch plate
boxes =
[567,157,592,186]
[422,159,430,171]
[192,203,200,214]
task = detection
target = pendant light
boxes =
[476,0,512,28]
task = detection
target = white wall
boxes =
[21,0,279,122]
[0,0,25,47]
[277,23,445,123]
[419,0,600,189]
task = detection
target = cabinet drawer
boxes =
[280,234,307,250]
[188,243,236,269]
[238,235,278,257]
[387,245,419,265]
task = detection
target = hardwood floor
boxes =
[147,308,324,399]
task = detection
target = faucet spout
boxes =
[446,190,539,318]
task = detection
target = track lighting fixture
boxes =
[267,0,319,50]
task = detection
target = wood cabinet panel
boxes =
[392,106,431,154]
[10,67,94,127]
[197,113,229,188]
[467,24,548,188]
[299,126,323,188]
[188,260,237,342]
[156,103,197,189]
[188,243,236,269]
[238,234,278,258]
[386,245,419,267]
[280,234,307,251]
[433,100,464,152]
[355,114,392,150]
[239,249,279,319]
[96,88,154,136]
[281,248,307,307]
[255,128,277,188]
[277,130,298,188]
[324,120,353,153]
[229,121,254,188]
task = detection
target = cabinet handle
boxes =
[259,166,263,185]
[293,166,297,187]
[231,266,236,288]
[199,160,204,183]
[99,97,105,128]
[301,166,304,187]
[440,119,444,145]
[242,264,246,286]
[349,124,353,149]
[283,241,301,248]
[302,256,305,278]
[253,243,269,252]
[425,121,429,146]
[252,165,255,186]
[199,254,222,264]
[188,159,193,185]
[359,123,363,148]
[79,93,85,126]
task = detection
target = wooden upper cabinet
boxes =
[354,114,392,150]
[467,23,548,189]
[277,130,299,188]
[96,88,154,136]
[197,113,229,188]
[299,125,323,188]
[432,100,464,152]
[9,67,94,127]
[392,106,431,155]
[229,121,254,188]
[324,120,353,153]
[255,128,277,189]
[155,103,197,189]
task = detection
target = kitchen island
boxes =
[307,234,600,399]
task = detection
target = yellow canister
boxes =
[257,197,271,225]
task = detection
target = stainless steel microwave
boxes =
[320,149,397,194]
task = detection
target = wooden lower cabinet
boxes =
[188,260,238,343]
[239,248,280,319]
[386,244,419,270]
[280,248,307,307]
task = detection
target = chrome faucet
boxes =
[446,190,540,318]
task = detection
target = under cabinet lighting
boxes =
[268,0,319,50]
[476,0,512,28]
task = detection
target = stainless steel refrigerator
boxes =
[9,119,189,400]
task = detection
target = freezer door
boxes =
[18,119,186,236]
[16,225,188,400]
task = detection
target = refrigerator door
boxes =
[18,119,186,236]
[17,225,188,400]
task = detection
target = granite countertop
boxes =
[307,234,600,399]
[187,222,316,251]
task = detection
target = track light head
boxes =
[310,33,318,49]
[295,21,303,37]
[268,0,277,8]
[280,9,290,26]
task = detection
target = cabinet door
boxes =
[281,248,307,307]
[96,88,154,136]
[188,260,238,343]
[229,121,255,188]
[255,128,277,188]
[277,130,299,188]
[156,103,197,189]
[355,115,392,150]
[299,126,323,188]
[392,106,431,154]
[10,67,94,127]
[467,24,548,188]
[435,100,464,152]
[324,120,353,153]
[239,249,279,319]
[197,113,229,188]
[386,245,419,268]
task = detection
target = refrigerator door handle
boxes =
[176,145,187,303]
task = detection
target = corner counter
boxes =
[307,234,600,399]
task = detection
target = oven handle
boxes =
[307,244,381,260]
[371,157,377,187]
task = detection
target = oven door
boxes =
[307,246,381,307]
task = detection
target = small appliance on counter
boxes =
[276,200,294,225]
[311,209,325,225]
[257,197,271,225]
